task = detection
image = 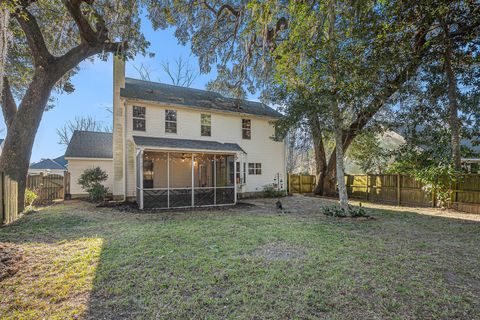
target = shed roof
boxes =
[121,78,282,119]
[65,131,113,159]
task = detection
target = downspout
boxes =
[123,100,128,202]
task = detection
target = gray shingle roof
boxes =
[30,158,67,170]
[133,136,245,153]
[121,78,282,118]
[65,131,113,159]
[53,155,68,167]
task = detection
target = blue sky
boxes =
[10,21,259,163]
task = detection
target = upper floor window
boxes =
[133,106,146,131]
[165,110,177,133]
[201,114,211,136]
[242,119,251,139]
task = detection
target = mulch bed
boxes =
[0,243,24,281]
[97,200,257,213]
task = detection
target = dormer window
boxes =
[133,106,146,131]
[165,110,177,133]
[242,119,251,139]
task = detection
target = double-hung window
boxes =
[242,119,251,139]
[248,163,262,175]
[133,106,146,131]
[236,162,241,183]
[201,114,211,136]
[165,110,177,133]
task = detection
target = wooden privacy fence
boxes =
[27,172,69,203]
[0,172,18,225]
[288,174,316,193]
[288,173,480,213]
[346,174,431,206]
[346,174,480,212]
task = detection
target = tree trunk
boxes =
[308,113,327,195]
[0,5,10,103]
[442,23,461,171]
[331,99,349,211]
[0,68,56,212]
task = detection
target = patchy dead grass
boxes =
[0,198,479,319]
[250,242,308,261]
[0,243,24,281]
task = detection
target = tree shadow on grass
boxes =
[0,200,479,319]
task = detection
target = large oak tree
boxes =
[0,0,168,211]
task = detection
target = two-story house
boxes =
[65,58,286,209]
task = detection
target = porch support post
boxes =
[191,153,194,207]
[234,157,237,204]
[167,152,170,208]
[140,149,144,210]
[214,154,217,205]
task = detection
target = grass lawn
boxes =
[1,197,479,319]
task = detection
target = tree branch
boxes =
[62,0,104,44]
[1,77,17,129]
[14,5,54,66]
[53,41,125,79]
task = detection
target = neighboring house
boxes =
[29,156,68,176]
[65,58,286,208]
[64,131,114,197]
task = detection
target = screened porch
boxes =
[136,151,236,209]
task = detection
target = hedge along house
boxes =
[66,58,286,208]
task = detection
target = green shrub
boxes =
[78,167,109,202]
[263,185,286,198]
[87,183,109,202]
[322,205,368,218]
[25,188,38,207]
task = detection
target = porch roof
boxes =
[133,136,246,154]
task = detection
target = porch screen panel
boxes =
[216,155,234,187]
[142,152,168,208]
[215,155,235,204]
[194,154,215,206]
[150,152,168,188]
[143,189,168,208]
[169,153,193,207]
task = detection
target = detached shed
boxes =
[64,131,113,198]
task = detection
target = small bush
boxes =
[263,185,286,198]
[322,205,368,218]
[88,183,109,203]
[78,167,109,202]
[24,188,38,207]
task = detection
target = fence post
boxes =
[299,175,303,193]
[366,174,369,201]
[397,174,401,206]
[0,172,4,224]
[64,172,70,199]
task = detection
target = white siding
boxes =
[122,100,286,196]
[67,159,114,195]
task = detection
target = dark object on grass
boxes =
[276,200,283,210]
[322,205,369,218]
[0,243,24,281]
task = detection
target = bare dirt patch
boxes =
[251,242,308,261]
[0,243,24,281]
